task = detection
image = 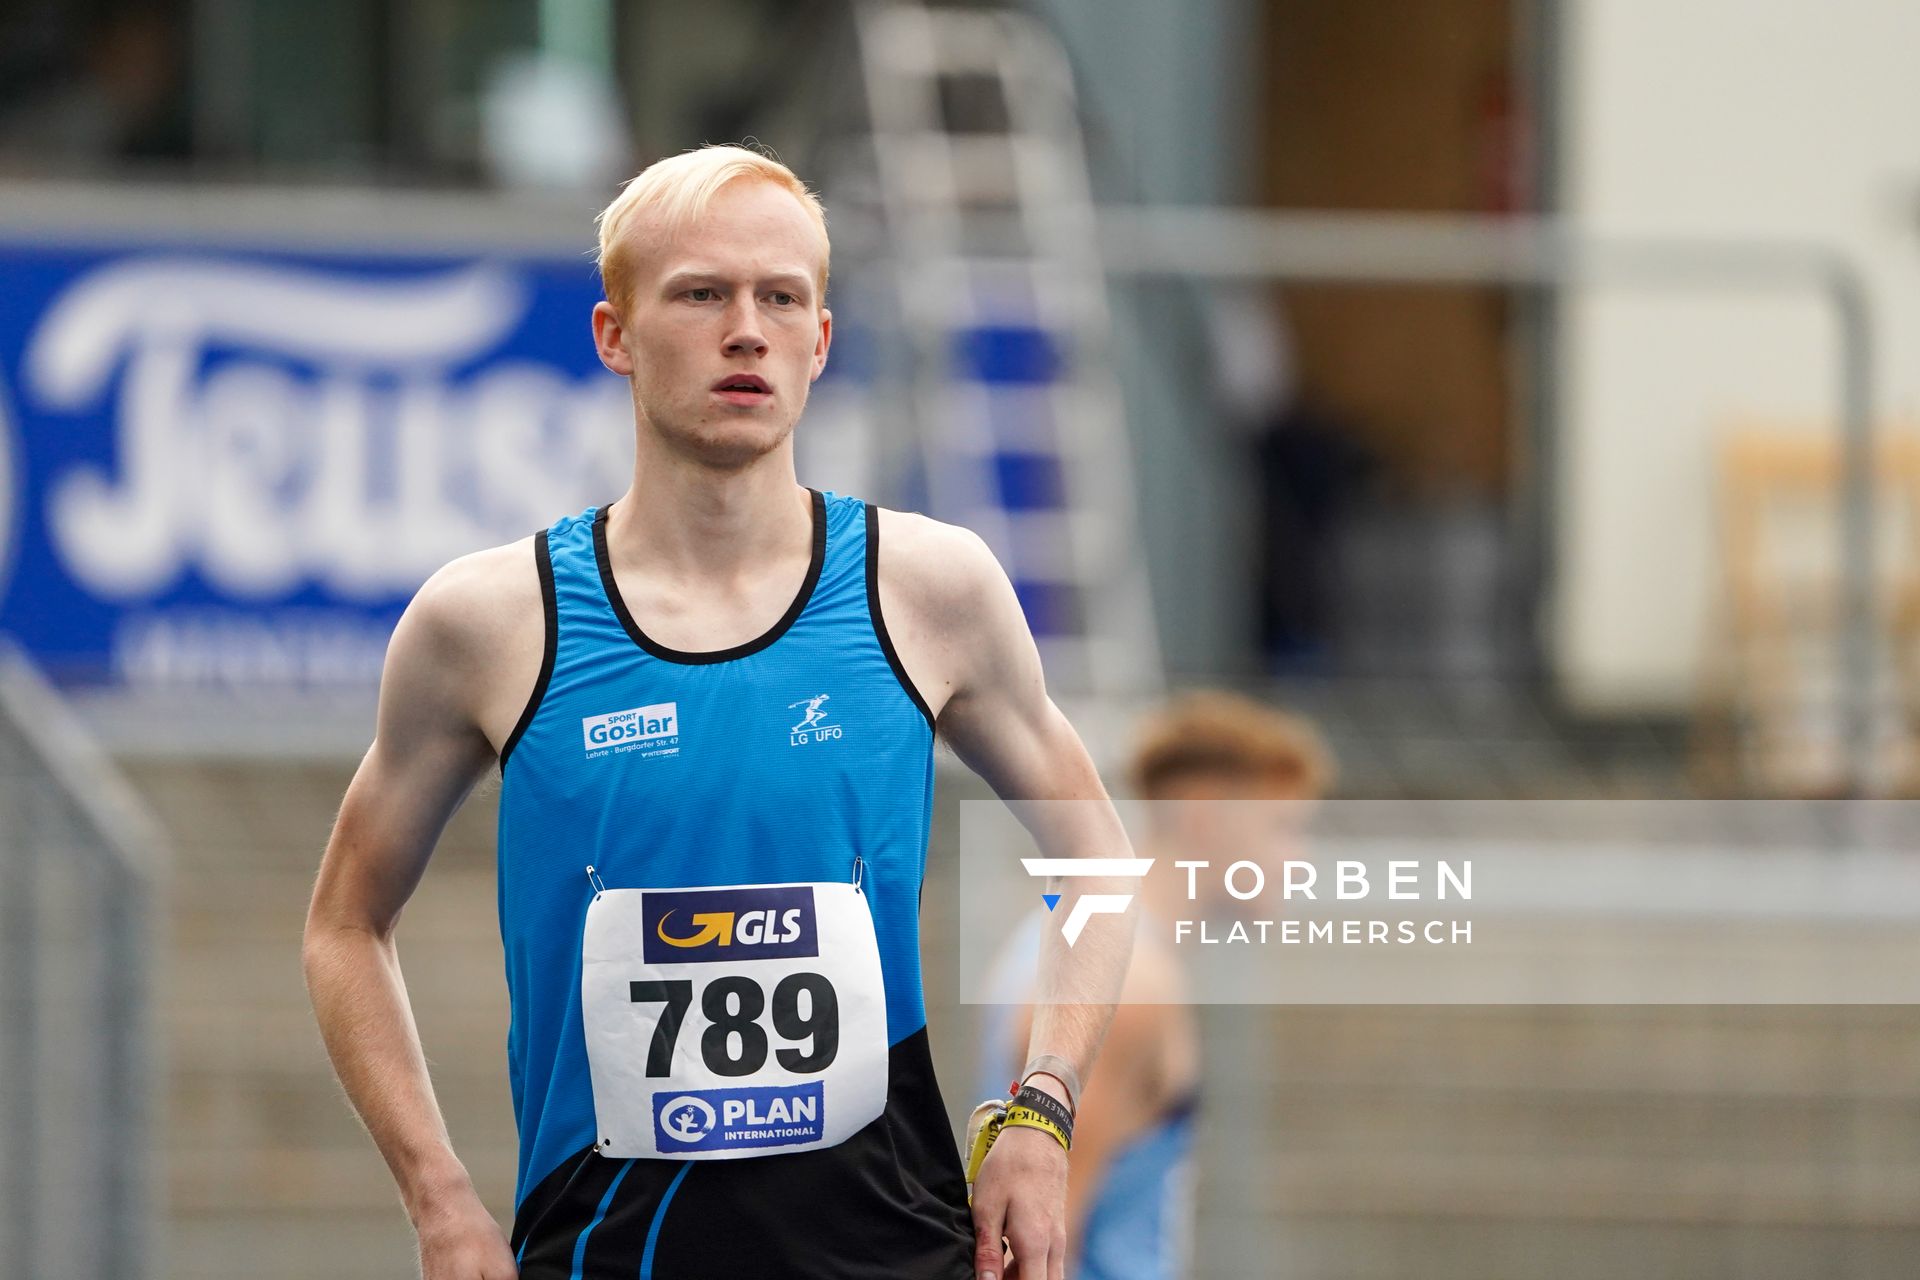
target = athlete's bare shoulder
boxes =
[870,507,1003,614]
[869,507,1016,719]
[384,534,546,756]
[408,536,542,647]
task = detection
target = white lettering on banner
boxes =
[22,257,631,600]
[113,609,395,687]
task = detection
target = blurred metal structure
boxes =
[1095,207,1880,795]
[0,641,163,1280]
[1704,431,1920,793]
[856,1,1164,697]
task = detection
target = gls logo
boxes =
[641,886,820,963]
[1021,858,1156,946]
[582,702,679,758]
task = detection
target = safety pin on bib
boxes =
[851,854,865,894]
[585,865,607,898]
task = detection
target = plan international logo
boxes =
[1021,858,1155,946]
[653,1082,825,1153]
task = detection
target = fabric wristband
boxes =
[1010,1083,1075,1135]
[1001,1105,1071,1153]
[1020,1054,1081,1113]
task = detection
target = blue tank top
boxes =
[495,490,973,1280]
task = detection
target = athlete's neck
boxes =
[604,459,812,584]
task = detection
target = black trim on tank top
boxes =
[864,503,936,730]
[593,487,826,665]
[498,528,558,770]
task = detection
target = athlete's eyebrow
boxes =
[758,272,814,297]
[659,269,815,298]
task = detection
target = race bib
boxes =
[580,873,889,1160]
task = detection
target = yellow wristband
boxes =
[964,1099,1008,1193]
[1001,1105,1072,1153]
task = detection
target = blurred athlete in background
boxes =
[305,144,1136,1280]
[978,691,1333,1279]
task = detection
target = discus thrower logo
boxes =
[787,692,841,745]
[1021,858,1155,946]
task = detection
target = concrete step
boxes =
[1224,1145,1920,1227]
[167,935,507,1011]
[167,1061,516,1154]
[122,760,500,876]
[166,1001,509,1074]
[1193,1215,1920,1280]
[172,868,502,946]
[1255,1083,1920,1167]
[168,1144,520,1217]
[1240,1006,1920,1100]
[166,1208,515,1280]
[168,1211,425,1280]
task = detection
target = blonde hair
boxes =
[594,144,830,316]
[1128,690,1335,800]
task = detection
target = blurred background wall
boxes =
[1553,0,1920,710]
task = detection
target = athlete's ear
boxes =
[593,300,635,378]
[810,307,832,383]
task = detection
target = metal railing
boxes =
[1094,208,1878,794]
[0,640,164,1279]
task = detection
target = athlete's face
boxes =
[593,180,831,469]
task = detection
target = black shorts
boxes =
[510,1029,974,1280]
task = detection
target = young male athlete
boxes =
[976,691,1332,1278]
[303,144,1135,1280]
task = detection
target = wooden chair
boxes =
[1697,427,1920,794]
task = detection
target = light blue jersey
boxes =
[494,490,973,1279]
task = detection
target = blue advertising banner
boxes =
[0,241,632,688]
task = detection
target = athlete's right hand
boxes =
[414,1193,520,1279]
[969,1124,1069,1280]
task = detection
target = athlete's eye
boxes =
[769,292,798,307]
[686,287,716,303]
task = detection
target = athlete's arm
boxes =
[877,510,1139,1280]
[999,950,1188,1252]
[302,542,540,1280]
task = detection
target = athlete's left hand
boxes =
[969,1124,1068,1280]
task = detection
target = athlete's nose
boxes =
[721,295,769,359]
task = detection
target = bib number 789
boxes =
[630,972,839,1078]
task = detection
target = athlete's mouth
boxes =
[712,374,772,401]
